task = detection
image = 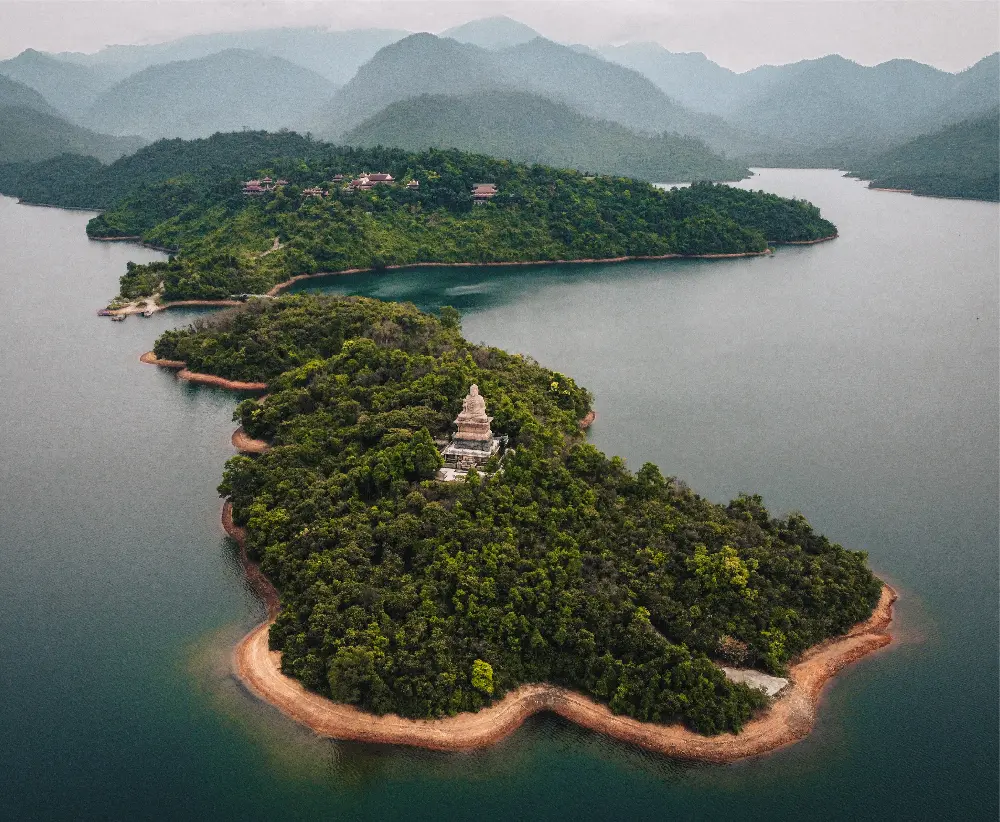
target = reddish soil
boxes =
[139,351,267,391]
[232,427,270,454]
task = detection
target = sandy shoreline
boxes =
[139,351,268,391]
[224,501,895,760]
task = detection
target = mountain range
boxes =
[0,16,995,196]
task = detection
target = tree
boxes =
[471,659,494,695]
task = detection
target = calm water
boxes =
[1,170,997,820]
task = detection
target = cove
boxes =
[0,169,996,820]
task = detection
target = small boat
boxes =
[110,313,127,322]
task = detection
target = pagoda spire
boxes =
[454,384,493,442]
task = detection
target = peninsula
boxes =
[0,133,837,310]
[151,295,887,749]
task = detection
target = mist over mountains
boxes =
[0,14,996,194]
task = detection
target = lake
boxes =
[0,169,996,820]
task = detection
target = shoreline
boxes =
[103,238,840,318]
[232,426,270,454]
[224,500,895,760]
[779,233,839,245]
[262,246,799,298]
[139,351,268,391]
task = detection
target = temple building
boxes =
[471,182,498,203]
[438,385,504,481]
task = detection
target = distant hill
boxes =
[0,105,144,164]
[56,27,408,85]
[920,53,1000,131]
[0,49,111,120]
[82,50,336,139]
[441,16,541,49]
[315,33,734,147]
[847,110,999,201]
[0,73,59,116]
[601,44,1000,162]
[599,43,742,114]
[343,90,748,182]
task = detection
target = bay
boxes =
[0,169,996,820]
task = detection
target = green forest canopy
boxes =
[0,133,836,304]
[848,109,999,201]
[154,295,881,735]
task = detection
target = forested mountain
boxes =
[441,15,541,48]
[601,43,1000,163]
[82,49,336,138]
[314,33,731,146]
[343,90,748,182]
[599,43,742,114]
[0,49,111,120]
[847,110,999,201]
[314,35,495,137]
[920,53,1000,131]
[0,73,59,116]
[0,105,144,165]
[57,27,408,85]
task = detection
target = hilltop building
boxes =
[438,385,505,481]
[242,177,288,195]
[472,182,497,204]
[350,173,395,191]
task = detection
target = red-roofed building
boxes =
[471,183,497,203]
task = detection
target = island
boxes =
[148,294,890,756]
[0,132,837,313]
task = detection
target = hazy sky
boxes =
[1,0,997,71]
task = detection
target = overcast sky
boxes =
[1,0,997,71]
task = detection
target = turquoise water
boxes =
[1,170,996,820]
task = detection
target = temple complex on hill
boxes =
[438,385,504,481]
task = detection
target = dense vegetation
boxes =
[154,295,881,734]
[0,131,326,210]
[344,90,748,182]
[847,110,999,201]
[0,133,836,303]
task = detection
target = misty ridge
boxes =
[0,15,997,198]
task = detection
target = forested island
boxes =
[0,132,836,306]
[152,295,882,736]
